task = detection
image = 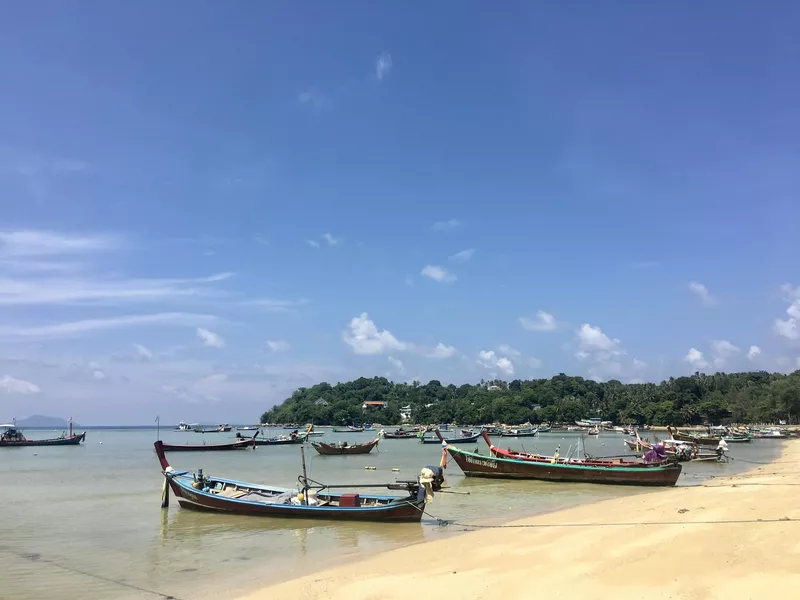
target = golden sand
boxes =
[238,441,800,600]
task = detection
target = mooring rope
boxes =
[0,544,187,599]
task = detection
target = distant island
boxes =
[261,371,800,427]
[14,415,80,428]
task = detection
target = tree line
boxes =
[260,371,800,427]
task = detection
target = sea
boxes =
[0,427,782,600]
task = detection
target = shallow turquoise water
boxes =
[0,428,780,600]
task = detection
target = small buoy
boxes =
[98,441,103,445]
[33,453,38,456]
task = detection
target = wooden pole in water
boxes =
[300,446,309,505]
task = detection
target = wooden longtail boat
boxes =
[441,430,682,486]
[155,441,429,521]
[498,427,539,438]
[161,439,253,451]
[312,435,381,455]
[238,431,308,446]
[420,428,481,444]
[383,429,419,439]
[0,421,86,447]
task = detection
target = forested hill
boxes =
[260,371,800,426]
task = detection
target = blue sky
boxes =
[1,2,800,423]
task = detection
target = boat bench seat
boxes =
[218,487,248,499]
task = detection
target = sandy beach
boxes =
[237,441,800,600]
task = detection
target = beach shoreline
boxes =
[236,440,800,600]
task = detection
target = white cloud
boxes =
[307,240,320,248]
[710,339,740,368]
[196,328,225,349]
[527,357,543,369]
[133,343,154,361]
[632,358,647,370]
[376,52,393,80]
[573,323,627,382]
[342,313,408,355]
[0,230,120,257]
[0,313,220,341]
[520,311,558,332]
[576,324,621,354]
[92,369,106,380]
[266,340,290,353]
[322,233,341,246]
[497,344,521,357]
[449,249,475,261]
[425,343,458,359]
[774,287,800,340]
[253,236,270,246]
[683,348,709,371]
[431,219,461,232]
[421,265,457,283]
[688,281,716,306]
[747,345,761,360]
[477,350,514,375]
[0,374,41,394]
[387,356,405,374]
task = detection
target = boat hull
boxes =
[446,446,682,486]
[0,432,86,447]
[161,440,252,451]
[312,438,379,455]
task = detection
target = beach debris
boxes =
[678,508,689,514]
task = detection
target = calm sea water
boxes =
[0,428,781,600]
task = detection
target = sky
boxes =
[1,2,799,424]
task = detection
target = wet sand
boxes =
[237,440,800,600]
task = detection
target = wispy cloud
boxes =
[0,313,220,341]
[266,340,290,353]
[376,52,393,81]
[197,327,225,349]
[0,230,120,257]
[431,219,461,232]
[238,298,309,313]
[630,260,660,269]
[297,87,329,110]
[133,343,154,361]
[322,233,341,246]
[520,311,558,332]
[307,239,320,248]
[449,249,475,261]
[688,281,716,306]
[421,265,457,283]
[0,272,232,306]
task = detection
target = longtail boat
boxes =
[623,435,725,463]
[383,428,418,439]
[312,434,381,455]
[155,441,433,521]
[238,431,308,446]
[439,430,682,486]
[0,422,86,447]
[420,428,481,444]
[498,427,539,438]
[161,439,252,451]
